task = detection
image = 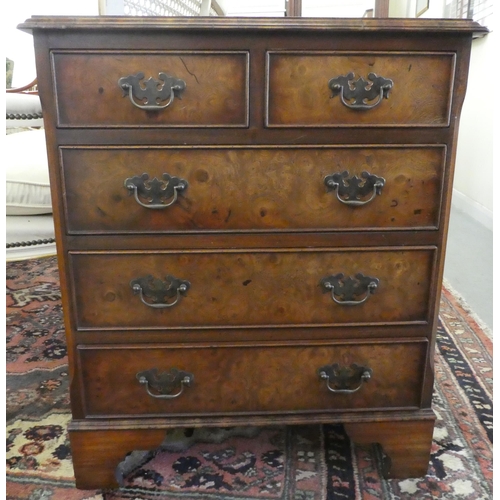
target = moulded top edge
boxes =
[18,16,488,37]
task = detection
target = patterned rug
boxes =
[6,256,493,500]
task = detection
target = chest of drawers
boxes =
[20,16,486,489]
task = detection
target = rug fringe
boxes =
[442,279,492,339]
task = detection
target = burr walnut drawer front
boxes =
[77,340,428,417]
[60,146,445,233]
[51,51,249,127]
[70,248,435,330]
[266,52,455,127]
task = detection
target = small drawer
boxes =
[51,51,249,127]
[266,51,455,127]
[60,145,445,233]
[78,340,427,417]
[70,248,435,330]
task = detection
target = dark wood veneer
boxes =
[52,51,249,128]
[267,51,456,127]
[60,145,445,233]
[69,248,435,329]
[77,340,427,417]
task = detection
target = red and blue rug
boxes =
[6,256,492,499]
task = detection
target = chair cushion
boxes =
[6,129,52,215]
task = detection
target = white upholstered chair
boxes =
[6,81,56,260]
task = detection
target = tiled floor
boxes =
[443,207,493,330]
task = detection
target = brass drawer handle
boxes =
[320,273,379,306]
[137,368,194,399]
[130,274,190,309]
[318,363,372,394]
[324,171,385,206]
[328,72,393,110]
[118,72,186,110]
[124,173,188,209]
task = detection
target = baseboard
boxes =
[451,189,493,231]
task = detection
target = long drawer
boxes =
[69,248,435,330]
[78,339,428,417]
[60,146,445,233]
[266,51,455,127]
[51,51,249,127]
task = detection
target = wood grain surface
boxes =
[77,340,427,416]
[52,52,248,127]
[61,146,445,233]
[267,52,455,126]
[70,248,434,329]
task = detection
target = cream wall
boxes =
[389,0,443,17]
[451,32,494,230]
